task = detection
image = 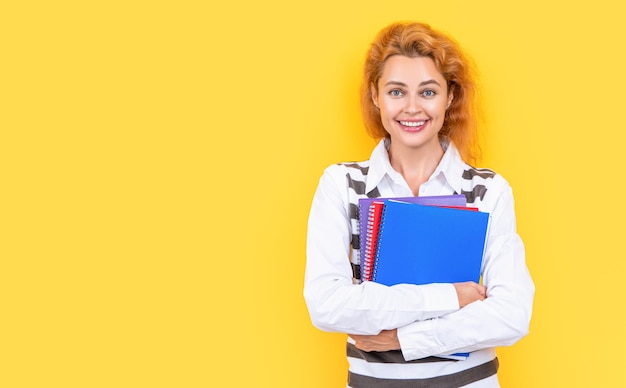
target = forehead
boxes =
[379,55,446,84]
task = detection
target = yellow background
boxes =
[2,0,625,386]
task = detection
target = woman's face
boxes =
[372,55,452,153]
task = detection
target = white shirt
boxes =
[304,140,535,363]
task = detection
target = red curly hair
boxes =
[361,22,481,163]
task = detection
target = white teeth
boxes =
[400,120,425,127]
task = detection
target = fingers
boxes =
[349,334,372,351]
[477,284,487,298]
[471,282,487,300]
[472,282,487,298]
[454,281,488,307]
[349,330,400,352]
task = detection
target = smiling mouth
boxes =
[399,120,427,127]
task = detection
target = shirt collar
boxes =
[432,141,467,195]
[366,139,468,195]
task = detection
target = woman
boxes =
[304,22,535,387]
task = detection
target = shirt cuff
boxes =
[413,283,459,318]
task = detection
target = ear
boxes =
[370,82,379,108]
[447,90,454,109]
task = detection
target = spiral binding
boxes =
[363,201,384,281]
[372,202,388,282]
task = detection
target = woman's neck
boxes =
[388,141,444,196]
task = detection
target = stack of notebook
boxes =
[358,195,491,360]
[358,195,466,278]
[359,195,489,284]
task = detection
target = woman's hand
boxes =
[350,329,400,352]
[454,281,487,307]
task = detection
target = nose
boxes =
[404,95,421,115]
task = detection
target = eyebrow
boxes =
[384,79,442,87]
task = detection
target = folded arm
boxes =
[304,166,462,335]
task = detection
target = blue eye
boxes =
[422,89,436,97]
[389,89,403,97]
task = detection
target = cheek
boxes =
[426,101,447,116]
[379,100,402,116]
[380,108,398,123]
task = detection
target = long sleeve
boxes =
[397,180,535,360]
[303,165,460,335]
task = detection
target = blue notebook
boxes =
[373,200,489,286]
